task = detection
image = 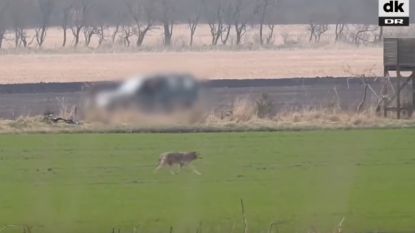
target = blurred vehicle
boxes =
[95,74,200,113]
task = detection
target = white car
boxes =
[95,74,200,112]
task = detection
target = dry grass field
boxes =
[0,25,385,84]
[0,48,383,84]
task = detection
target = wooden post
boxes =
[397,69,401,119]
[384,68,388,117]
[413,73,415,116]
[396,39,401,119]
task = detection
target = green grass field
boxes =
[0,129,414,233]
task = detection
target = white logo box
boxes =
[379,0,410,17]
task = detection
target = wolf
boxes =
[155,151,202,175]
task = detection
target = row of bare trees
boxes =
[307,23,383,45]
[0,0,280,48]
[0,0,384,49]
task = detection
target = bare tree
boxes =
[255,0,276,45]
[0,0,9,49]
[82,23,105,47]
[350,24,378,46]
[234,24,246,45]
[0,28,5,49]
[120,25,134,47]
[186,0,203,47]
[14,28,30,48]
[187,17,198,47]
[207,0,225,46]
[335,23,345,42]
[34,0,54,48]
[83,26,97,47]
[307,23,316,42]
[112,24,120,44]
[60,4,72,47]
[307,23,328,42]
[231,0,249,45]
[70,0,92,47]
[221,24,231,45]
[124,0,155,47]
[221,2,233,45]
[265,24,275,44]
[9,0,33,48]
[110,11,124,45]
[97,24,105,46]
[375,26,383,42]
[159,0,174,47]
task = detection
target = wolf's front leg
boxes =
[189,165,202,175]
[154,164,163,173]
[169,166,178,175]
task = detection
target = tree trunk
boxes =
[235,24,246,45]
[188,22,198,47]
[73,27,82,47]
[258,4,267,46]
[112,25,120,44]
[259,23,264,45]
[137,33,145,47]
[85,31,93,47]
[266,24,275,44]
[221,24,231,45]
[41,27,47,47]
[335,24,345,42]
[62,26,67,47]
[36,26,48,48]
[378,26,384,42]
[14,29,19,48]
[98,26,105,46]
[308,24,316,42]
[236,31,241,45]
[136,25,151,47]
[209,23,222,46]
[121,26,133,47]
[163,22,173,47]
[74,33,80,47]
[0,30,4,48]
[189,28,195,47]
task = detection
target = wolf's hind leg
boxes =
[154,165,162,173]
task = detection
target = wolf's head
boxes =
[188,151,202,160]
